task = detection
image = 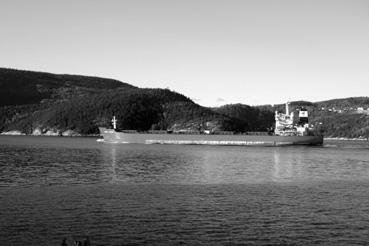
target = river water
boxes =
[1,136,369,245]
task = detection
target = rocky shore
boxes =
[1,128,86,137]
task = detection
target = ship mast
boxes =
[111,116,117,130]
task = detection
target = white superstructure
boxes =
[274,102,310,136]
[111,116,117,130]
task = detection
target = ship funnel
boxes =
[298,108,309,125]
[299,109,308,118]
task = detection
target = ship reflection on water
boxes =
[272,149,304,182]
[101,142,369,184]
[100,144,333,184]
[110,145,117,183]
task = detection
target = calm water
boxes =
[1,136,369,245]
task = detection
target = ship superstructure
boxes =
[274,102,312,137]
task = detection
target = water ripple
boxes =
[2,136,369,245]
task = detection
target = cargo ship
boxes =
[99,102,323,146]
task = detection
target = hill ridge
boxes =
[0,67,368,138]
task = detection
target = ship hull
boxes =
[99,128,323,146]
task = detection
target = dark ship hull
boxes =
[99,128,323,146]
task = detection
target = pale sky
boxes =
[1,0,369,106]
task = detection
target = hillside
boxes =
[0,68,136,106]
[1,68,368,138]
[214,104,274,132]
[0,68,247,135]
[253,98,369,138]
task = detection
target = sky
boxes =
[1,0,369,107]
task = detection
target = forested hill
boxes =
[253,98,369,139]
[0,68,271,135]
[213,97,369,138]
[1,68,368,138]
[0,68,135,106]
[214,104,274,132]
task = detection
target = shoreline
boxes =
[324,137,369,141]
[0,131,100,137]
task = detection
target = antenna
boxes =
[285,101,290,115]
[111,116,117,130]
